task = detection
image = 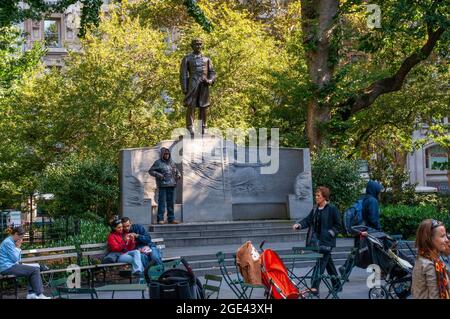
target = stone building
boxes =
[407,117,450,193]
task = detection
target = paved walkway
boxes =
[26,266,384,299]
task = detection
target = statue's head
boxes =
[191,38,203,53]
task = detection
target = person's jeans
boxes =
[149,245,163,265]
[118,250,144,274]
[140,245,163,268]
[157,187,175,222]
[311,250,340,291]
[1,264,43,295]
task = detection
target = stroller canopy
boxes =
[261,249,299,299]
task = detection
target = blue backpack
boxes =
[343,198,367,235]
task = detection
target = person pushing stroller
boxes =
[293,186,342,295]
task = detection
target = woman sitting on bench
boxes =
[0,226,51,299]
[107,219,144,276]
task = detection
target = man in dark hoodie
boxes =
[148,147,182,224]
[361,179,383,232]
[339,179,383,276]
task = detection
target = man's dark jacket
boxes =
[362,180,382,231]
[148,147,181,188]
[130,224,155,249]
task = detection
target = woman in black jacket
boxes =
[293,186,341,294]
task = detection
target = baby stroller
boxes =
[353,227,413,299]
[259,241,315,299]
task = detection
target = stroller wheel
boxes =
[368,286,389,299]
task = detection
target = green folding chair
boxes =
[216,251,264,299]
[57,287,99,299]
[203,274,222,299]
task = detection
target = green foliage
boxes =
[380,205,450,240]
[382,184,450,213]
[0,27,44,92]
[9,9,176,162]
[22,219,110,249]
[38,155,119,221]
[0,26,45,209]
[184,0,213,33]
[340,59,450,203]
[311,149,365,211]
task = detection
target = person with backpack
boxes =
[292,186,342,295]
[339,179,383,276]
[361,179,383,232]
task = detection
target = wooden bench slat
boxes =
[94,263,128,268]
[162,256,180,262]
[21,253,78,263]
[80,243,107,249]
[82,250,107,257]
[22,246,77,254]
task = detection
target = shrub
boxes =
[311,149,365,212]
[380,205,450,240]
[38,154,119,221]
[22,219,110,249]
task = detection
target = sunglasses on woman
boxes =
[431,219,444,229]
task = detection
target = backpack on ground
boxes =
[343,197,367,235]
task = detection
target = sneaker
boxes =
[36,294,51,299]
[157,221,165,225]
[26,293,38,299]
[168,220,179,224]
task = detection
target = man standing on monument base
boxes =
[180,38,216,136]
[148,148,182,225]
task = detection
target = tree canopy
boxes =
[0,0,448,212]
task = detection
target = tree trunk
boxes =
[300,2,445,150]
[392,150,408,203]
[301,0,339,150]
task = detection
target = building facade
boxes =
[407,117,449,193]
[20,1,110,67]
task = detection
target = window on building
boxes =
[44,19,61,48]
[425,145,448,170]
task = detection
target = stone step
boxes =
[150,226,299,239]
[160,232,307,248]
[148,220,295,232]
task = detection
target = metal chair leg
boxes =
[14,278,18,299]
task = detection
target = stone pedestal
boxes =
[119,136,313,223]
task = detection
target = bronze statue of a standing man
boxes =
[180,39,216,135]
